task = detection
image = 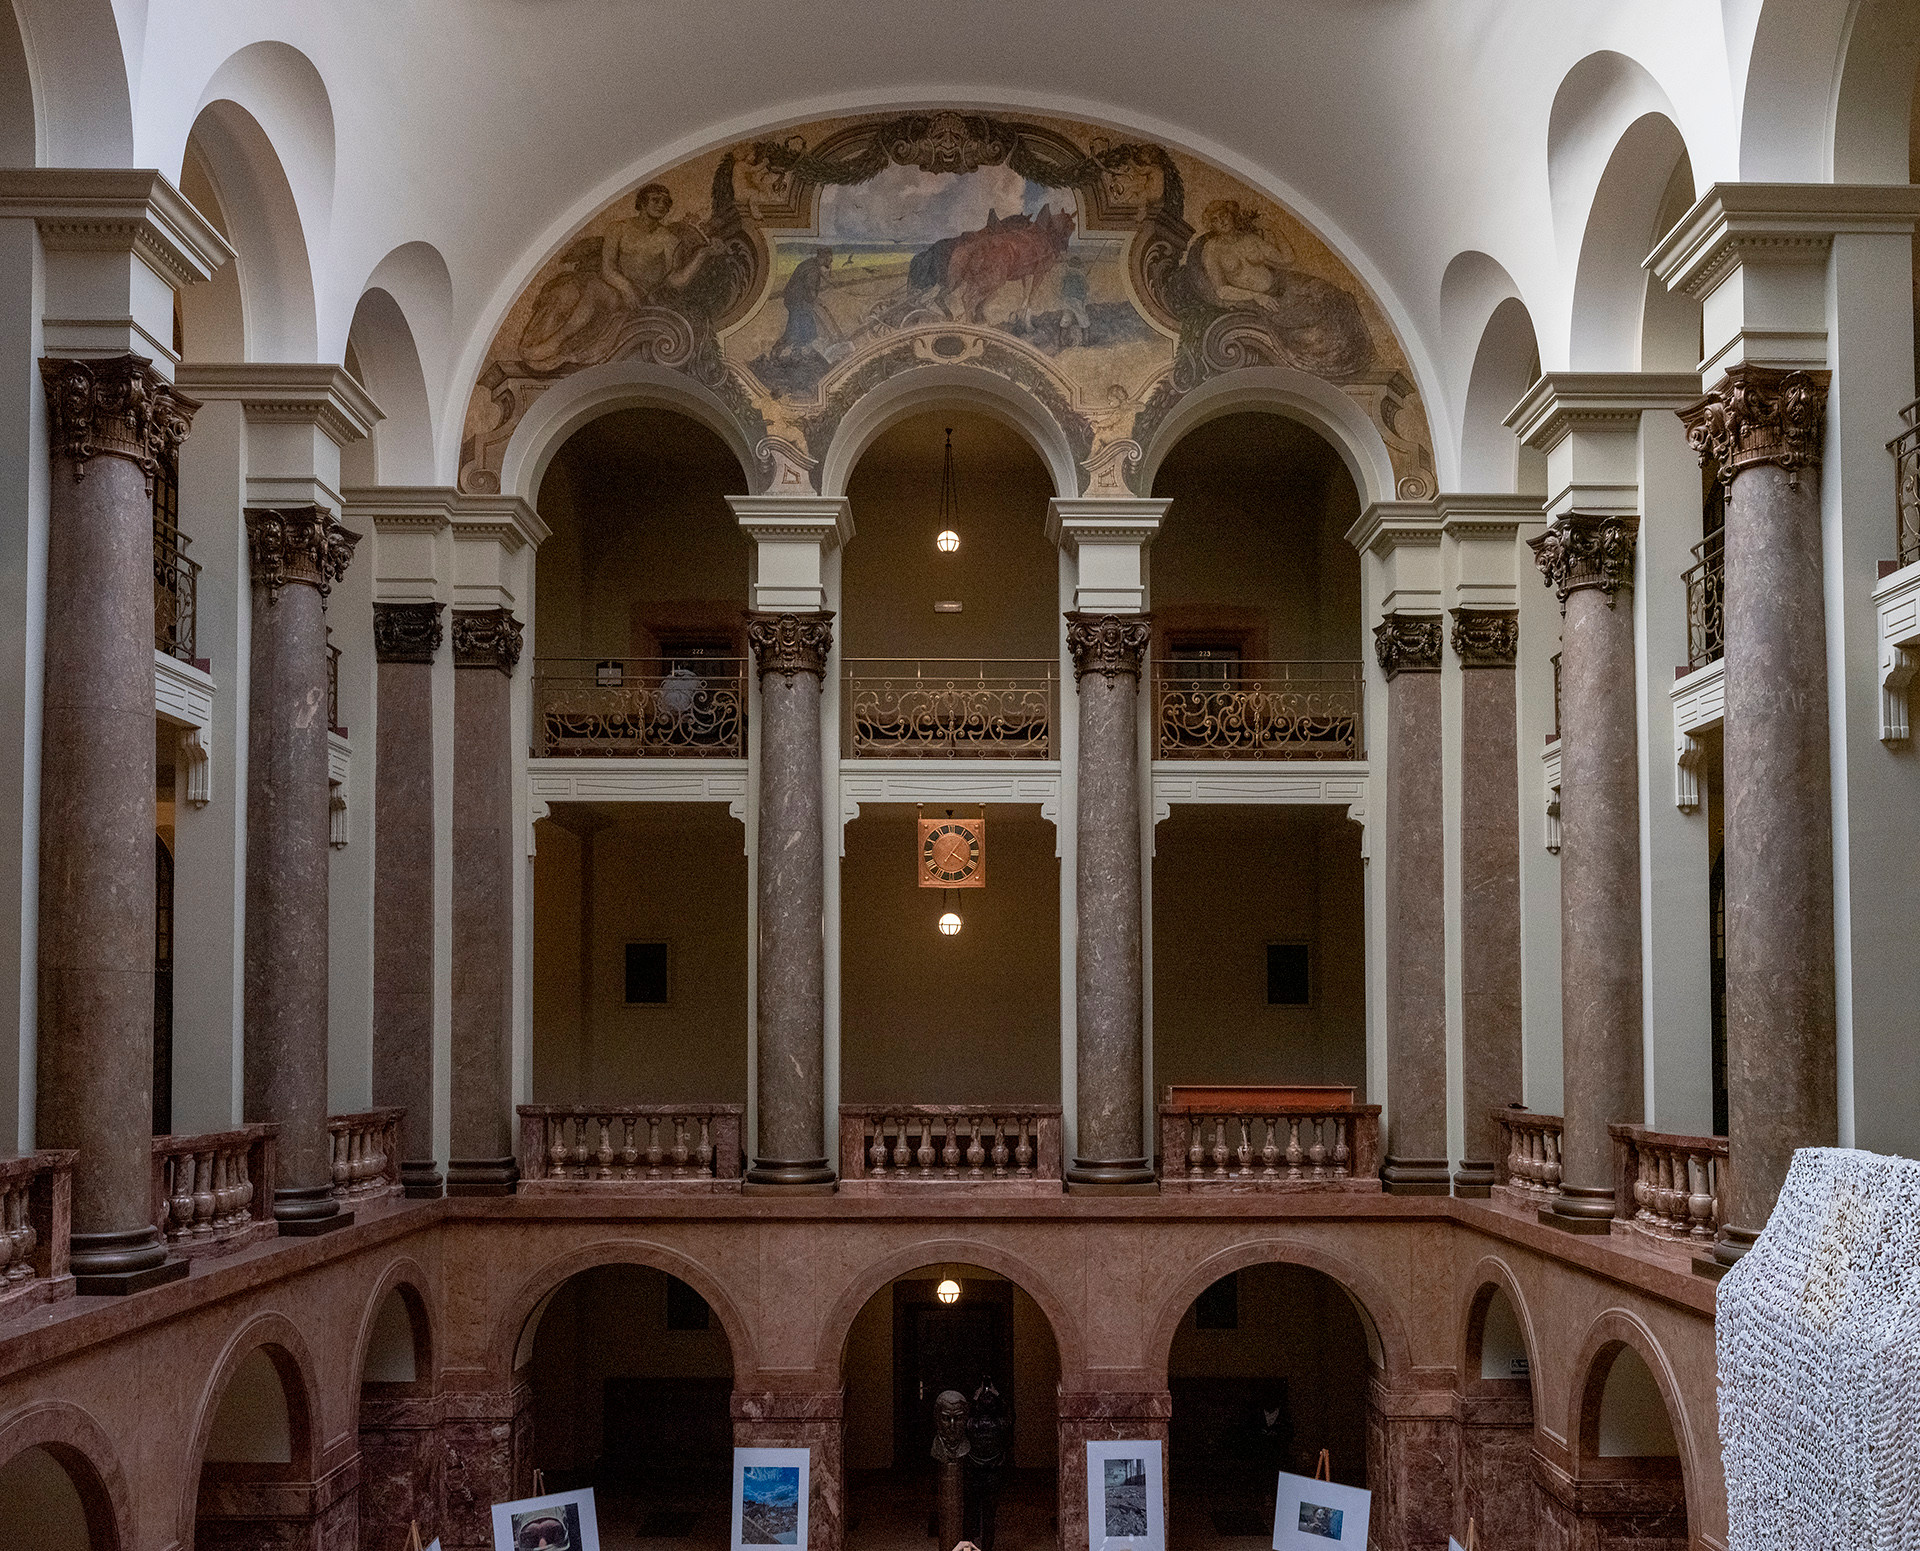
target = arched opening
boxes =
[1461,298,1545,496]
[842,1262,1061,1551]
[343,286,436,485]
[357,1282,437,1550]
[530,407,751,1121]
[0,1444,110,1551]
[194,1344,316,1545]
[1459,1283,1537,1548]
[1164,1262,1370,1544]
[1148,412,1367,1101]
[521,1264,737,1539]
[1565,1342,1687,1546]
[838,409,1062,1109]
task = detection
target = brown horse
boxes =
[931,204,1075,326]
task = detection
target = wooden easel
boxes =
[404,1525,424,1551]
[1314,1447,1332,1481]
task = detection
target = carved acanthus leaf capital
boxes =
[1372,613,1442,678]
[372,601,444,664]
[1528,514,1638,610]
[1449,608,1519,667]
[451,607,523,673]
[245,506,360,604]
[745,611,834,682]
[1678,365,1829,485]
[1064,612,1152,681]
[40,354,198,489]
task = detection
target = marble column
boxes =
[35,355,196,1292]
[1374,613,1449,1194]
[372,602,444,1198]
[1451,609,1523,1195]
[1065,613,1153,1189]
[244,505,360,1233]
[448,608,521,1194]
[1529,515,1642,1231]
[745,612,834,1188]
[1680,367,1836,1263]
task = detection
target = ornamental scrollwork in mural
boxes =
[459,111,1434,502]
[1528,515,1638,610]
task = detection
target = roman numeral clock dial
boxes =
[917,817,985,888]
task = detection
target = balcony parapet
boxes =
[328,1108,404,1204]
[845,659,1056,759]
[535,658,747,757]
[151,1125,277,1260]
[1610,1123,1726,1246]
[1491,1107,1563,1208]
[1159,1086,1380,1190]
[0,1151,74,1317]
[838,1105,1063,1194]
[517,1104,745,1192]
[1153,661,1363,760]
[1681,529,1725,671]
[1891,395,1920,570]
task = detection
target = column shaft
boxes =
[746,612,833,1187]
[1453,610,1523,1193]
[372,602,443,1197]
[1681,368,1836,1258]
[35,356,195,1289]
[1375,614,1448,1193]
[244,505,358,1231]
[1065,613,1152,1189]
[1530,516,1643,1229]
[448,608,520,1193]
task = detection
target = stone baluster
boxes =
[1529,515,1643,1232]
[244,506,359,1234]
[1680,369,1837,1265]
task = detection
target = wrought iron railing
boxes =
[1892,396,1920,567]
[326,640,342,733]
[1550,651,1561,741]
[153,524,199,663]
[1682,529,1725,670]
[535,658,747,757]
[845,658,1055,758]
[1154,660,1363,760]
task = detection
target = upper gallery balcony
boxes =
[536,656,748,757]
[1682,529,1725,672]
[1153,658,1364,760]
[844,658,1056,758]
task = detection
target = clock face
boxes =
[920,819,984,886]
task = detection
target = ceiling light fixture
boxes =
[937,1278,961,1303]
[935,425,960,553]
[938,887,962,936]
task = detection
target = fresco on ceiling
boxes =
[459,111,1434,500]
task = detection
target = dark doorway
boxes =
[892,1277,1013,1472]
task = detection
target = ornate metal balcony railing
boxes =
[845,658,1055,758]
[328,1108,404,1203]
[1550,651,1562,741]
[326,640,342,733]
[0,1150,74,1317]
[1154,661,1364,760]
[517,1104,744,1191]
[1491,1107,1562,1204]
[1892,396,1920,568]
[1610,1123,1727,1245]
[151,1124,278,1260]
[535,658,747,756]
[154,523,200,663]
[1682,529,1726,670]
[838,1105,1063,1193]
[1158,1086,1380,1190]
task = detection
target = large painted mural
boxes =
[459,111,1434,499]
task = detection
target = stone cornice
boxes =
[1505,373,1706,453]
[1046,497,1168,553]
[1677,365,1829,482]
[174,363,382,448]
[451,607,523,673]
[1065,612,1152,680]
[1450,607,1520,667]
[245,506,360,604]
[39,354,197,486]
[1529,513,1638,610]
[1344,500,1441,557]
[745,611,834,682]
[0,169,233,289]
[728,494,853,551]
[1372,612,1443,678]
[1646,182,1920,300]
[340,486,454,534]
[372,601,444,664]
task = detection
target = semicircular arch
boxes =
[1565,1309,1702,1508]
[1457,1256,1542,1394]
[178,1312,322,1546]
[349,1255,436,1396]
[0,1401,132,1551]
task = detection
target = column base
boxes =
[744,1158,836,1189]
[75,1258,189,1296]
[1706,1223,1758,1271]
[1451,1159,1498,1197]
[274,1183,353,1234]
[278,1210,356,1238]
[1539,1184,1617,1234]
[70,1227,186,1296]
[446,1157,520,1196]
[401,1160,445,1200]
[1381,1156,1452,1195]
[1065,1158,1156,1192]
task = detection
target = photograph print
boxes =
[1271,1469,1369,1550]
[489,1487,600,1551]
[731,1446,811,1551]
[1085,1438,1164,1551]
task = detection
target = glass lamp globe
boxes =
[936,529,960,553]
[937,1279,961,1304]
[938,910,963,936]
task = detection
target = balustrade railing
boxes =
[844,659,1055,758]
[1158,1087,1380,1189]
[154,523,200,663]
[1891,396,1920,568]
[1682,529,1725,670]
[328,1108,404,1203]
[517,1104,744,1191]
[0,1151,74,1315]
[1490,1107,1562,1205]
[535,658,747,756]
[838,1105,1063,1192]
[1154,661,1363,760]
[151,1125,277,1259]
[1610,1123,1726,1245]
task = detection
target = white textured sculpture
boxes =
[1717,1147,1920,1549]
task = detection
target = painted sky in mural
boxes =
[460,112,1433,500]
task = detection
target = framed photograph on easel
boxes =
[1085,1439,1164,1551]
[1271,1459,1369,1549]
[489,1487,600,1551]
[732,1447,810,1551]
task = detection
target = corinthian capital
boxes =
[745,611,834,682]
[1449,608,1519,667]
[1372,613,1442,678]
[245,506,360,604]
[40,354,198,489]
[1678,365,1829,484]
[1064,612,1151,681]
[372,601,444,664]
[1528,514,1638,610]
[452,607,523,673]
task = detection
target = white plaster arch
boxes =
[361,241,454,430]
[344,287,433,485]
[191,41,335,257]
[1439,251,1546,493]
[1569,111,1694,370]
[0,1,39,169]
[1734,0,1857,181]
[1828,0,1920,182]
[1548,53,1685,266]
[815,362,1081,502]
[1134,365,1398,509]
[497,357,759,506]
[13,0,130,167]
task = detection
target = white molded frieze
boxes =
[1873,561,1920,745]
[155,651,214,807]
[1670,658,1725,811]
[527,757,753,854]
[837,761,1063,856]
